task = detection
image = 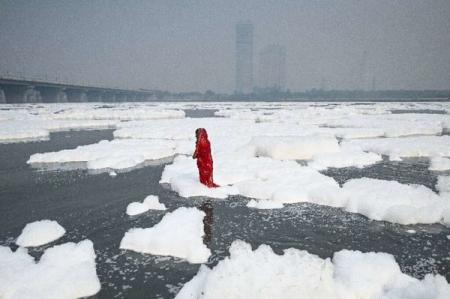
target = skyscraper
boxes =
[235,22,254,94]
[257,44,286,91]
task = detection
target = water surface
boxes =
[1,111,449,298]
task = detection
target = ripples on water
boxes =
[0,110,449,298]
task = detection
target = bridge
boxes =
[0,77,156,103]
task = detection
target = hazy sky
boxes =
[1,0,449,92]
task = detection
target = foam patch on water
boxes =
[0,239,101,298]
[437,176,450,193]
[0,119,116,143]
[20,103,450,172]
[120,207,211,263]
[322,113,446,137]
[176,240,450,299]
[114,118,252,141]
[126,195,166,216]
[429,157,450,171]
[28,139,185,170]
[16,220,66,247]
[342,178,449,225]
[2,102,449,143]
[436,177,450,224]
[309,144,382,170]
[248,135,339,160]
[0,121,50,143]
[345,136,450,161]
[161,154,340,203]
[51,106,185,121]
[0,103,184,143]
[247,199,284,209]
[163,154,450,225]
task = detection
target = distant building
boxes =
[235,22,254,94]
[257,44,286,91]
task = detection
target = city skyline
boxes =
[1,1,450,93]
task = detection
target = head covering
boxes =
[196,128,208,140]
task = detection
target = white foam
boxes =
[248,135,339,160]
[114,118,251,141]
[28,139,179,170]
[324,114,445,138]
[0,121,49,143]
[331,127,385,139]
[0,239,101,298]
[437,176,450,216]
[176,240,450,299]
[429,157,450,171]
[143,195,167,210]
[0,119,116,143]
[120,207,211,263]
[126,195,166,216]
[161,154,341,204]
[16,220,66,247]
[437,176,450,194]
[168,173,240,199]
[0,103,183,144]
[344,136,450,160]
[247,199,284,209]
[163,155,450,225]
[126,202,148,216]
[342,178,448,225]
[309,144,382,170]
[22,103,450,171]
[2,102,449,146]
[53,107,184,121]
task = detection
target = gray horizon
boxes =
[1,0,449,93]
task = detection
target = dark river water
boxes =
[1,110,450,298]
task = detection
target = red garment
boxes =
[194,128,219,188]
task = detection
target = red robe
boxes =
[194,129,219,188]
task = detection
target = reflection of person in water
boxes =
[193,128,219,188]
[200,200,213,246]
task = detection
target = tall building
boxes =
[257,44,286,91]
[235,22,254,94]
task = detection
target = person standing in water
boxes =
[192,128,219,188]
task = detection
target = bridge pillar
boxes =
[55,90,68,102]
[1,85,40,103]
[37,87,67,103]
[66,89,88,102]
[23,86,42,103]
